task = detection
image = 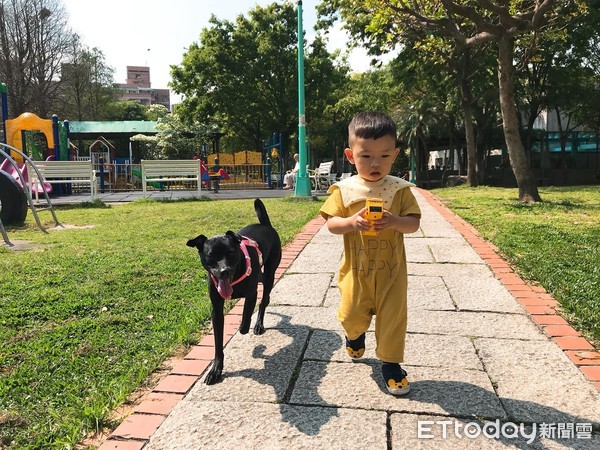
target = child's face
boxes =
[344,134,399,182]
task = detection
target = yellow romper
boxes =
[320,175,421,363]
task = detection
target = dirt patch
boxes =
[47,224,95,231]
[2,240,41,251]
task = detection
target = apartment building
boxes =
[118,66,170,110]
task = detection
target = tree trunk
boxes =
[497,35,542,202]
[457,49,477,186]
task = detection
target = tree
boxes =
[131,113,212,160]
[549,1,600,134]
[303,35,350,166]
[319,0,586,202]
[57,39,118,120]
[171,2,299,153]
[170,1,347,166]
[0,0,75,117]
[146,104,170,121]
[107,101,148,121]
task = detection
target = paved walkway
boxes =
[99,188,599,449]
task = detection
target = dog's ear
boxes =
[187,234,207,250]
[225,230,242,244]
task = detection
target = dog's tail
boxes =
[254,198,272,228]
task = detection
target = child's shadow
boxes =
[366,366,599,448]
[225,313,342,436]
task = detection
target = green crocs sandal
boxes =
[381,362,410,395]
[345,333,366,360]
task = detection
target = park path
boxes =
[99,188,600,450]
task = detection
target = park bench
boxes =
[140,159,201,196]
[308,161,335,191]
[28,160,97,201]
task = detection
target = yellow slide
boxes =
[5,113,55,163]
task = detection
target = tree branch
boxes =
[478,0,530,30]
[531,0,555,28]
[439,0,504,37]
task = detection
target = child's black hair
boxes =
[348,111,397,142]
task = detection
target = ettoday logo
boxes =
[417,420,593,443]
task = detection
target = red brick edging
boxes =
[98,215,327,449]
[416,188,600,391]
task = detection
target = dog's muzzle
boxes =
[210,237,262,299]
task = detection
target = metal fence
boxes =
[89,162,273,193]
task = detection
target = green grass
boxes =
[432,185,600,347]
[0,197,323,449]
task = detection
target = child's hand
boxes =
[370,210,395,232]
[371,210,421,234]
[353,207,372,232]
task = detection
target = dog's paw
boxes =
[253,322,266,335]
[204,365,222,385]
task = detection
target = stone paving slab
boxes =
[408,262,494,278]
[443,276,524,313]
[185,328,309,403]
[290,361,506,419]
[287,243,342,273]
[102,188,600,448]
[322,286,341,308]
[390,413,600,449]
[408,310,545,340]
[146,401,388,450]
[304,330,483,370]
[405,238,436,263]
[408,275,456,311]
[261,306,344,332]
[319,275,458,312]
[270,273,333,307]
[417,212,463,239]
[310,226,342,244]
[475,338,600,426]
[426,237,487,264]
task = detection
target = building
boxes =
[118,66,170,110]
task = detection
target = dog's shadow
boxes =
[224,312,341,436]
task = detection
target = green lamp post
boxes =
[294,1,312,197]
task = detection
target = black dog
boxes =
[186,198,282,384]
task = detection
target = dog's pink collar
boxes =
[210,236,262,298]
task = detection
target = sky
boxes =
[61,0,383,105]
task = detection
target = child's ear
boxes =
[344,148,355,164]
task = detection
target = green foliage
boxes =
[145,104,170,121]
[107,100,148,121]
[154,114,216,159]
[433,186,600,345]
[171,1,348,162]
[0,198,322,447]
[171,2,299,151]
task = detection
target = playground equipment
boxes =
[0,158,52,194]
[263,133,283,188]
[201,159,230,193]
[0,142,60,247]
[4,112,70,162]
[0,168,27,225]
